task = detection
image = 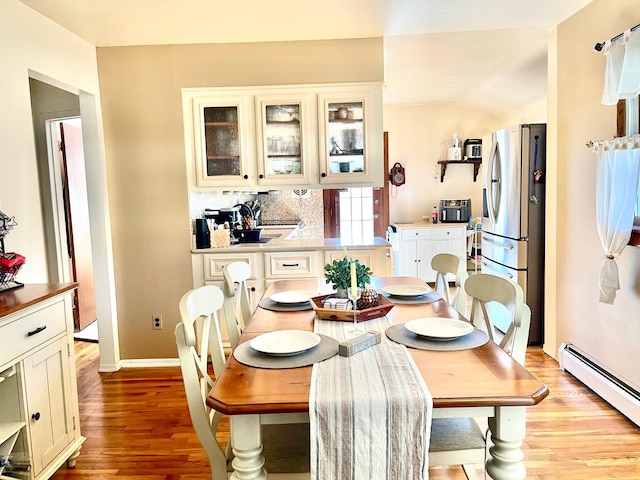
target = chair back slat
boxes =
[465,273,530,365]
[431,253,468,315]
[222,261,253,348]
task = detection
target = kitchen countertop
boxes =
[0,283,78,319]
[394,222,468,228]
[192,234,391,254]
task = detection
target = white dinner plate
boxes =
[269,290,318,304]
[404,317,474,341]
[382,284,431,298]
[249,330,321,356]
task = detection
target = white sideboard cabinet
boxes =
[392,224,466,282]
[0,284,84,480]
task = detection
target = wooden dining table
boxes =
[207,276,549,480]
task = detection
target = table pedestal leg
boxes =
[486,406,527,480]
[230,414,267,480]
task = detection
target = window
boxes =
[619,97,640,245]
[338,188,374,244]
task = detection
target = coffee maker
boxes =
[203,207,240,228]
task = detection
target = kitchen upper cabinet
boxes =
[317,86,383,185]
[187,93,255,188]
[182,83,383,190]
[254,91,317,187]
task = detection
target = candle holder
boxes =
[347,288,363,335]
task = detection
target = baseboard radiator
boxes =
[559,343,640,427]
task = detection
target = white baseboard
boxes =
[118,358,180,368]
[559,342,640,427]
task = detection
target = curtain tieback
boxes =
[605,254,615,259]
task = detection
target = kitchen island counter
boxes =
[191,235,391,254]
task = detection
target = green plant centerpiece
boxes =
[324,256,372,299]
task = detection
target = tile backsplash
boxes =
[189,189,324,239]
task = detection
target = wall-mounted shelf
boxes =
[437,159,482,182]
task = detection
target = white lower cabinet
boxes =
[0,287,84,480]
[23,338,74,475]
[323,248,390,277]
[394,225,466,282]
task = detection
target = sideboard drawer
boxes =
[264,252,321,279]
[203,253,258,280]
[400,228,433,240]
[0,300,66,367]
[432,227,465,240]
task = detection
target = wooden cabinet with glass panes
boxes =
[317,86,382,185]
[186,93,255,188]
[254,91,317,186]
[183,83,383,189]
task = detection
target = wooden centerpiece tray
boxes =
[310,293,394,322]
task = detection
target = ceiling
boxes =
[21,0,593,117]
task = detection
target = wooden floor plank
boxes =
[50,341,640,479]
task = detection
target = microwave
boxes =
[439,199,471,223]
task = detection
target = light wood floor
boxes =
[50,340,640,480]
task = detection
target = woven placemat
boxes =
[258,297,313,312]
[379,291,443,305]
[385,324,489,351]
[233,334,339,369]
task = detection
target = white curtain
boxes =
[602,29,640,106]
[593,136,640,303]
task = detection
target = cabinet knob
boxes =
[250,287,256,292]
[32,412,41,421]
[243,174,249,180]
[259,174,264,179]
[321,172,327,177]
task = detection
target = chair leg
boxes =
[462,464,480,480]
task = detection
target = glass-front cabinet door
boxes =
[318,87,382,185]
[191,94,254,187]
[255,92,316,186]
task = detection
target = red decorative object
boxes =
[0,252,25,284]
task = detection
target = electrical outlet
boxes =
[152,314,163,330]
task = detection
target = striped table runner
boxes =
[309,316,432,480]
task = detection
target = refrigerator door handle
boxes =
[486,136,501,225]
[482,236,514,250]
[482,260,515,279]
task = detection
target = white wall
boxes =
[547,0,640,386]
[1,0,119,371]
[384,103,504,224]
[0,1,98,280]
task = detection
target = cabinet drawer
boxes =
[0,300,67,367]
[432,227,465,240]
[203,253,258,280]
[264,252,320,278]
[400,228,433,240]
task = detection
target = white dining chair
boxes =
[222,263,311,430]
[429,273,531,479]
[175,285,310,479]
[431,253,468,316]
[221,261,253,349]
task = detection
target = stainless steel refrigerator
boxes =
[482,124,546,344]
